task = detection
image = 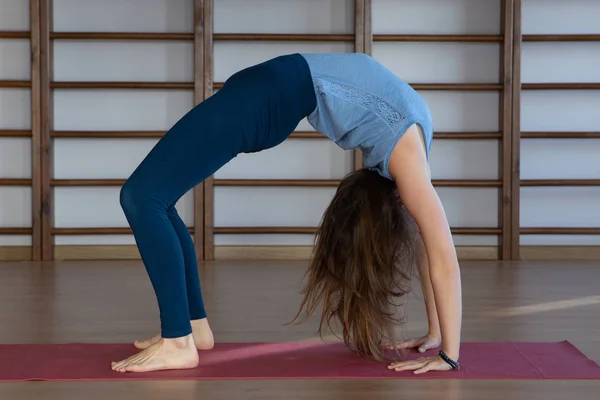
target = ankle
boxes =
[163,335,193,349]
[191,318,212,332]
[191,317,209,326]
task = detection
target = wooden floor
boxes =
[1,259,600,399]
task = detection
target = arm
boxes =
[417,237,442,341]
[388,125,462,366]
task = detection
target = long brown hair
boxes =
[291,168,421,362]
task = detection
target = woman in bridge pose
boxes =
[112,53,462,375]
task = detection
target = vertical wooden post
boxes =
[193,0,205,261]
[499,0,514,260]
[511,0,522,260]
[363,0,372,56]
[354,0,364,54]
[202,0,215,261]
[39,0,54,260]
[30,0,42,261]
[353,0,369,171]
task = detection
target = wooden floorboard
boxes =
[0,260,599,399]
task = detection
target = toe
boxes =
[111,362,124,371]
[125,364,148,373]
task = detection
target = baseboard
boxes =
[54,245,141,260]
[215,245,499,260]
[0,246,31,261]
[2,244,496,261]
[519,246,600,260]
[1,245,598,262]
[52,245,498,261]
[214,245,315,260]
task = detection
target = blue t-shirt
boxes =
[300,53,433,180]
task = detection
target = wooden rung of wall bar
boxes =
[0,228,32,235]
[48,226,500,236]
[49,130,326,139]
[412,83,503,91]
[214,179,340,187]
[212,227,502,235]
[51,179,125,186]
[434,131,502,139]
[521,132,600,139]
[50,32,598,43]
[211,82,503,91]
[47,179,600,190]
[0,179,32,186]
[373,34,502,42]
[213,33,354,42]
[0,31,30,39]
[50,32,194,41]
[49,32,358,42]
[289,131,325,139]
[213,179,503,187]
[50,82,194,90]
[520,228,600,235]
[523,34,600,42]
[51,227,193,235]
[48,130,504,140]
[0,130,32,137]
[522,83,600,90]
[521,180,600,187]
[0,80,31,88]
[51,130,166,138]
[49,178,503,188]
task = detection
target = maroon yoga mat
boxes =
[0,341,599,381]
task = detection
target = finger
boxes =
[392,361,427,372]
[388,356,428,368]
[414,365,431,374]
[388,360,418,369]
[397,339,419,349]
[381,340,401,350]
[418,343,434,353]
[388,357,421,368]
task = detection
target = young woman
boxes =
[111,53,462,374]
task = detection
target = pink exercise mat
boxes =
[0,341,599,381]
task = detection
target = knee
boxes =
[120,177,170,222]
[120,179,143,219]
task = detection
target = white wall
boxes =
[0,0,598,250]
[0,0,31,246]
[520,0,600,245]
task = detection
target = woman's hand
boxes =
[383,333,441,354]
[388,355,451,374]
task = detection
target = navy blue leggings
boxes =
[119,54,316,338]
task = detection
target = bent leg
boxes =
[120,90,246,339]
[112,92,246,373]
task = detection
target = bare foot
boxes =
[134,318,215,351]
[112,334,199,373]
